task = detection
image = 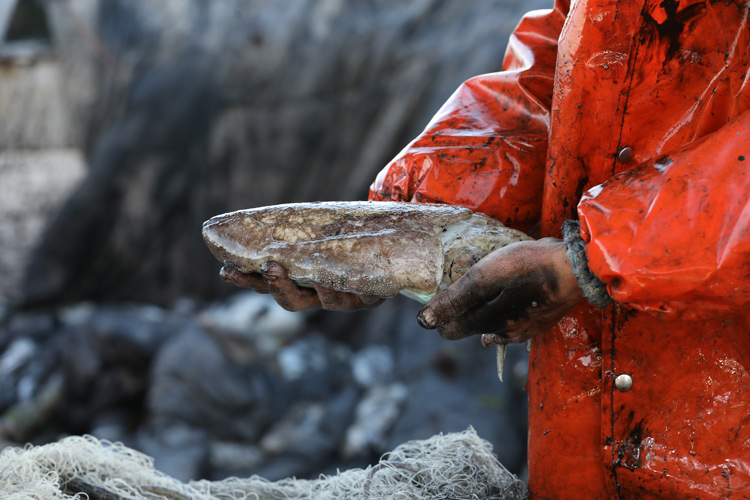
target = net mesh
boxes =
[0,428,527,500]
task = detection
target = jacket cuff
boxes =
[562,220,612,308]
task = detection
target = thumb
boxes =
[417,265,499,329]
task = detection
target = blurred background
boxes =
[0,0,548,483]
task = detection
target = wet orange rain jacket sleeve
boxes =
[370,1,750,499]
[370,3,566,233]
[578,113,750,319]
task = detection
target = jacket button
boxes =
[615,374,633,391]
[618,147,634,163]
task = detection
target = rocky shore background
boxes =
[0,0,548,483]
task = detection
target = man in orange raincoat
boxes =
[224,0,750,497]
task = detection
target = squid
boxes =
[202,201,532,381]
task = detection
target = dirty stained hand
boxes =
[416,239,583,344]
[220,262,385,312]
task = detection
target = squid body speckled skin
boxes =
[202,201,533,380]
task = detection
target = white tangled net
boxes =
[0,428,527,500]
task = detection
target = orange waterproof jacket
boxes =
[370,0,750,498]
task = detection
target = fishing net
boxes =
[0,428,527,500]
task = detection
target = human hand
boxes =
[416,238,583,343]
[219,262,385,312]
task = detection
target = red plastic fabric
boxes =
[369,4,564,233]
[369,0,750,498]
[579,113,750,320]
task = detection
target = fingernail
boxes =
[481,333,509,347]
[417,306,436,329]
[260,261,279,281]
[219,267,231,281]
[481,334,494,347]
[219,265,239,282]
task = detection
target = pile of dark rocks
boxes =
[0,293,529,482]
